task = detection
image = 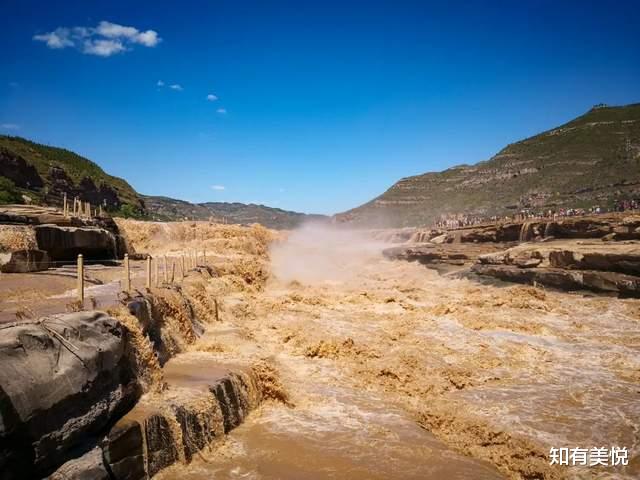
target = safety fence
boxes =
[73,249,210,303]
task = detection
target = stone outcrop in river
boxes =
[381,213,640,296]
[382,242,509,269]
[472,240,640,297]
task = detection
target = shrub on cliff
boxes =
[0,177,22,204]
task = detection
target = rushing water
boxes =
[152,224,639,478]
[157,326,503,480]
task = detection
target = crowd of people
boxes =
[433,199,640,229]
[614,199,640,212]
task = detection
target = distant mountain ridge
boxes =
[142,195,327,229]
[0,135,325,229]
[336,103,640,227]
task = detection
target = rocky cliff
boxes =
[337,103,640,227]
[0,205,128,272]
[0,136,143,215]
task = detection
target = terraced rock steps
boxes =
[53,356,263,480]
[0,286,265,480]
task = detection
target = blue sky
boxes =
[1,0,638,214]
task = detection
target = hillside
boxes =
[336,103,640,227]
[143,195,327,229]
[0,135,324,229]
[0,136,143,215]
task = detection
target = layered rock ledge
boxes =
[472,240,640,297]
[382,243,510,268]
[0,204,128,273]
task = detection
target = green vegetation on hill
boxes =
[0,135,142,213]
[0,178,21,204]
[337,103,640,227]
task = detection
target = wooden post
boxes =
[170,260,176,283]
[77,254,84,304]
[63,193,67,217]
[146,255,152,289]
[124,253,131,292]
[154,257,159,287]
[163,256,168,283]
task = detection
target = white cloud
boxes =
[33,21,161,57]
[169,84,183,91]
[216,108,227,114]
[96,21,161,47]
[206,94,218,101]
[0,123,20,130]
[83,39,126,57]
[157,80,165,87]
[96,21,137,39]
[211,185,225,191]
[33,28,74,49]
[135,30,160,47]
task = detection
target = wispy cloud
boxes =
[157,81,183,92]
[8,82,19,88]
[211,185,225,191]
[33,21,161,57]
[206,94,218,101]
[0,123,20,130]
[33,28,75,49]
[216,108,227,114]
